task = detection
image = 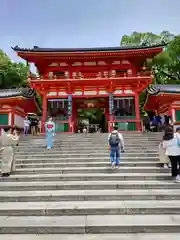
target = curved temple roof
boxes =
[12,43,166,53]
[147,85,180,95]
[0,88,36,99]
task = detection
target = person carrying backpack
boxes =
[108,126,124,169]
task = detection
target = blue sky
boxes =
[1,0,179,64]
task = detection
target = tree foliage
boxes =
[120,31,180,114]
[0,50,29,89]
[120,31,180,84]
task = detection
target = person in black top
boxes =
[30,118,39,136]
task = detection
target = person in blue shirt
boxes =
[151,114,162,132]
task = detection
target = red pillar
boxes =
[42,94,47,133]
[68,116,73,133]
[11,108,15,128]
[135,93,141,131]
[108,115,114,132]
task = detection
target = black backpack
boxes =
[109,132,120,147]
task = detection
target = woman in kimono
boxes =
[0,128,19,177]
[45,117,55,149]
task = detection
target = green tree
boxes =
[120,31,180,113]
[0,49,29,89]
[120,31,178,83]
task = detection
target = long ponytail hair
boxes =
[163,126,174,141]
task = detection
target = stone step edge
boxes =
[3,172,167,179]
[0,200,179,209]
[14,160,160,164]
[0,189,178,197]
[0,215,179,234]
[14,157,160,159]
[0,180,175,187]
[11,167,169,172]
[14,162,161,168]
[0,233,179,240]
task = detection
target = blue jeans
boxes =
[24,126,29,135]
[110,147,120,166]
[46,132,53,148]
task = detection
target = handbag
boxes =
[158,143,169,164]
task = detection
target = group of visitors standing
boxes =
[143,113,171,132]
[24,115,55,148]
[23,116,41,136]
[24,115,55,149]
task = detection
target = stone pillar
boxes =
[108,93,114,132]
[68,94,73,133]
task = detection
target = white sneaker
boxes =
[163,164,168,169]
[111,163,115,169]
[175,175,180,183]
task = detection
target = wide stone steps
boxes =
[17,143,159,147]
[0,180,178,191]
[12,166,167,175]
[14,161,162,168]
[0,133,178,237]
[15,157,159,163]
[0,200,179,216]
[15,153,159,158]
[0,189,179,202]
[0,215,179,234]
[0,173,169,182]
[14,157,159,163]
[16,150,158,154]
[0,233,179,240]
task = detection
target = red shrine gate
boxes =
[13,45,164,133]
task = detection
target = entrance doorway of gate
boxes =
[74,98,108,133]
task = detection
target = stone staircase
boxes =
[0,133,180,239]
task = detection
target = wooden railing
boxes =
[29,71,152,81]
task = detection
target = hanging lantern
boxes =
[127,69,132,75]
[49,72,53,79]
[104,71,108,78]
[111,70,116,78]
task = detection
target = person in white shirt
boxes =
[175,127,180,138]
[162,126,180,182]
[23,116,30,136]
[108,126,124,169]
